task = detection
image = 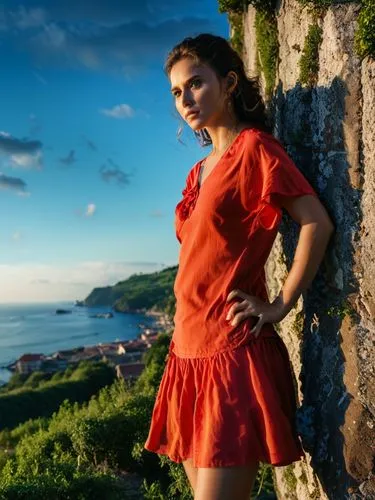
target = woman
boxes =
[144,33,334,499]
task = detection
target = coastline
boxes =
[0,308,174,386]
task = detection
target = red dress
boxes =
[144,127,318,467]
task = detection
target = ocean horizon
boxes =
[0,302,157,385]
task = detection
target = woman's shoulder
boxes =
[240,127,288,162]
[241,126,278,147]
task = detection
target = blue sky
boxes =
[0,0,228,303]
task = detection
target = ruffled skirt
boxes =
[143,335,304,468]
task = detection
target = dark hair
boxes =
[164,33,273,146]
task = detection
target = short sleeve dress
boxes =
[143,127,318,468]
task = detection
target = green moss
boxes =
[297,0,335,7]
[326,300,356,320]
[298,23,323,87]
[283,464,298,493]
[255,9,279,98]
[354,0,375,59]
[218,0,246,13]
[219,0,279,98]
[292,310,305,340]
[297,0,373,60]
[255,45,262,75]
[218,0,277,14]
[229,12,244,56]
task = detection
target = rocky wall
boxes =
[242,1,374,498]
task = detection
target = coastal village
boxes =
[5,310,174,384]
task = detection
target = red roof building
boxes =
[115,363,145,381]
[16,353,44,374]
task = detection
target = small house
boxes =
[16,353,44,374]
[115,363,145,381]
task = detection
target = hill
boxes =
[82,265,178,317]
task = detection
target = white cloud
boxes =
[0,260,168,303]
[74,203,96,217]
[85,203,96,217]
[39,22,66,48]
[26,16,213,75]
[3,1,218,74]
[0,131,43,170]
[9,6,47,30]
[100,104,135,119]
[10,150,43,169]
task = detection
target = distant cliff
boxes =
[82,265,178,317]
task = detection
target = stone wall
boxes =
[242,1,374,498]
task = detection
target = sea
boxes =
[0,302,158,386]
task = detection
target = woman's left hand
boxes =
[226,289,286,338]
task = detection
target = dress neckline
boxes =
[196,127,250,191]
[174,127,256,225]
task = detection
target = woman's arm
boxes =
[270,194,335,318]
[226,194,335,337]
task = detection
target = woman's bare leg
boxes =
[194,461,259,500]
[182,457,198,494]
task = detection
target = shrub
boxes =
[255,9,279,97]
[298,23,323,86]
[0,361,116,431]
[229,11,245,55]
[355,0,375,59]
[0,465,125,500]
[218,0,277,14]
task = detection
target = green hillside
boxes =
[0,361,116,431]
[0,336,275,499]
[82,265,178,316]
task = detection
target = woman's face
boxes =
[169,57,228,131]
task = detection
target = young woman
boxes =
[144,33,334,499]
